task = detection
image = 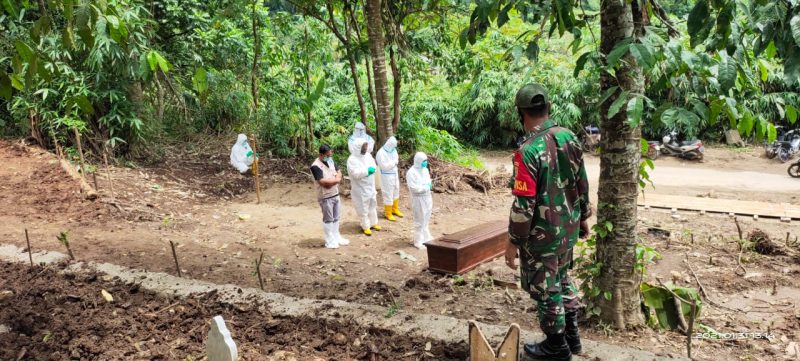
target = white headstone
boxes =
[207,315,238,361]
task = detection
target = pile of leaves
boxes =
[399,156,510,194]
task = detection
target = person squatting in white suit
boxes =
[375,136,404,221]
[406,152,433,249]
[230,134,255,173]
[347,138,381,236]
[347,122,375,155]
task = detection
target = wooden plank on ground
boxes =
[638,194,800,220]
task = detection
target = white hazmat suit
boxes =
[347,138,380,235]
[230,134,255,173]
[375,136,403,221]
[347,122,375,155]
[406,152,433,249]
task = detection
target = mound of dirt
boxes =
[0,261,466,360]
[748,229,785,256]
[0,142,109,223]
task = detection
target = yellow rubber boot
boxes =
[392,199,404,218]
[362,228,372,236]
[385,206,397,221]
[371,225,381,231]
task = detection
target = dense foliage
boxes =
[1,0,798,165]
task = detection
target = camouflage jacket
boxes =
[508,120,592,256]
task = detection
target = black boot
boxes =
[523,332,572,361]
[565,311,582,355]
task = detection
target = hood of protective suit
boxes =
[413,152,428,168]
[383,136,397,152]
[352,138,368,157]
[236,134,248,145]
[353,122,367,138]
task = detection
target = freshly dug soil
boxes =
[0,261,466,360]
[748,229,785,255]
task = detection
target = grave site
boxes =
[1,139,799,361]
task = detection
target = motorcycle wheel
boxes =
[789,164,800,178]
[779,149,792,163]
[766,148,777,159]
[683,150,703,161]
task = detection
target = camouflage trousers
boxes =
[520,248,580,334]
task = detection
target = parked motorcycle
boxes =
[646,141,660,160]
[659,131,704,160]
[582,125,601,155]
[790,159,800,178]
[766,128,800,162]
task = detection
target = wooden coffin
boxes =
[425,220,509,275]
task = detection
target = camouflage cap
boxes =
[515,83,549,109]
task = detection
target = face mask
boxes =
[324,156,332,163]
[421,160,428,168]
[361,148,367,155]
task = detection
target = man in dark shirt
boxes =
[311,145,350,248]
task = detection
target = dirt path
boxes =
[1,139,798,361]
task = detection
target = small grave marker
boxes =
[469,320,519,361]
[207,316,238,361]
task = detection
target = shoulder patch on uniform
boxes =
[512,151,537,197]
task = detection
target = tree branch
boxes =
[648,0,680,37]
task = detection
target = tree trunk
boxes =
[364,55,378,133]
[347,52,370,127]
[155,74,165,120]
[594,0,645,329]
[304,26,314,144]
[341,4,370,127]
[364,0,392,147]
[389,46,401,133]
[251,0,261,113]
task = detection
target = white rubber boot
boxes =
[334,221,350,246]
[324,223,339,249]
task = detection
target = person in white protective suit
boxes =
[406,152,433,249]
[347,122,375,155]
[375,136,404,221]
[347,138,381,236]
[310,144,350,249]
[230,134,256,173]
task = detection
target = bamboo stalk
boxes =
[169,241,182,277]
[255,252,265,291]
[687,301,697,359]
[103,145,115,199]
[73,127,87,182]
[25,229,33,268]
[734,217,742,240]
[657,278,697,359]
[251,134,262,204]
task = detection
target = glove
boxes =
[367,167,376,175]
[428,182,433,190]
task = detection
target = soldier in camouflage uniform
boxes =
[505,84,591,361]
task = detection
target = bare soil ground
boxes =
[1,139,799,360]
[0,261,464,360]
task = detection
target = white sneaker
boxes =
[325,242,340,249]
[414,243,426,250]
